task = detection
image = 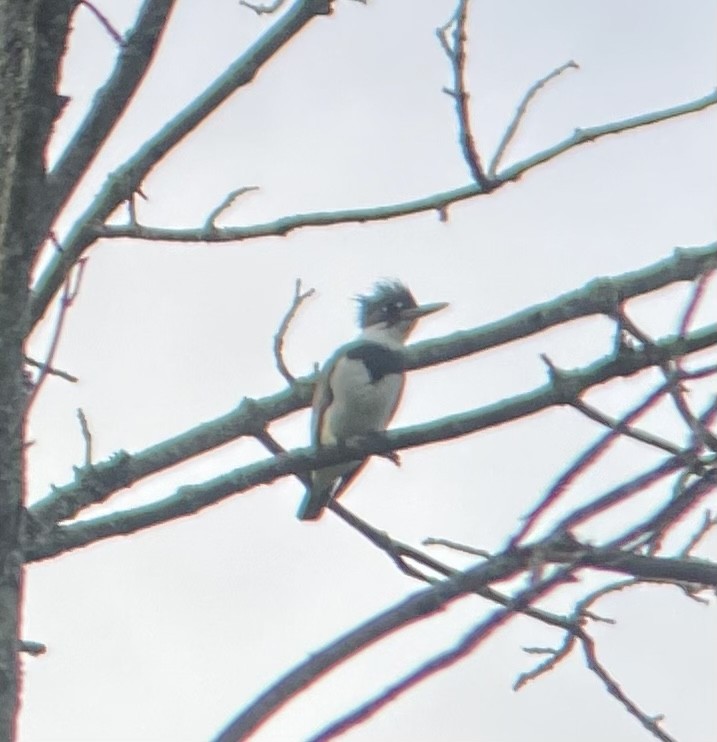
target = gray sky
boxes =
[22,1,717,740]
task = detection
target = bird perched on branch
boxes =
[296,281,448,520]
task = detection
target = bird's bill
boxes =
[401,301,449,320]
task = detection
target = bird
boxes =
[296,280,448,520]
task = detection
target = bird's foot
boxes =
[378,450,401,467]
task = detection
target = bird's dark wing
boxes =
[309,340,403,446]
[297,351,342,520]
[297,341,405,521]
[344,342,405,382]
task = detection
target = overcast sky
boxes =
[21,1,717,741]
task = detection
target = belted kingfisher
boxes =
[296,281,448,520]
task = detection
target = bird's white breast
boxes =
[321,355,404,444]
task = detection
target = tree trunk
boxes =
[0,1,73,735]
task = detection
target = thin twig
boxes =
[515,629,577,690]
[571,397,682,457]
[328,502,435,581]
[86,96,717,250]
[24,356,78,383]
[678,267,716,338]
[617,307,717,452]
[78,1,124,45]
[436,0,491,189]
[489,60,579,176]
[26,259,87,411]
[239,0,288,14]
[611,471,717,550]
[77,408,93,467]
[308,568,576,742]
[273,280,315,384]
[423,536,491,558]
[248,433,588,634]
[510,382,669,546]
[17,640,47,656]
[581,632,674,742]
[552,458,684,539]
[204,186,259,230]
[679,509,717,557]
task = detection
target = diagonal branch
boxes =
[43,0,176,243]
[78,1,125,46]
[92,92,717,245]
[307,570,572,742]
[213,536,713,742]
[25,244,717,540]
[580,631,675,742]
[23,322,717,561]
[30,0,333,328]
[273,279,315,384]
[437,0,491,189]
[211,547,568,742]
[489,60,579,177]
[25,258,87,412]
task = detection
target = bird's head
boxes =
[357,281,448,343]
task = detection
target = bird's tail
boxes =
[296,477,334,521]
[296,490,325,520]
[296,462,365,521]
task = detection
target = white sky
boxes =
[20,1,717,741]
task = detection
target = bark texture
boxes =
[0,0,73,735]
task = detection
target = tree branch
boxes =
[24,322,717,561]
[273,279,315,384]
[211,546,563,742]
[437,0,491,189]
[42,0,175,246]
[30,0,333,328]
[25,244,717,543]
[213,536,715,742]
[307,571,572,742]
[489,60,579,177]
[91,92,717,245]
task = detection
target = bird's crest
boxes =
[356,280,417,328]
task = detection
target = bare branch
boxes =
[552,458,683,538]
[23,356,78,384]
[24,321,717,560]
[30,0,333,328]
[91,93,717,248]
[212,548,574,742]
[17,640,47,657]
[273,280,315,384]
[26,259,87,412]
[76,409,93,468]
[678,267,716,338]
[552,394,717,540]
[42,0,175,249]
[78,1,125,46]
[617,307,717,452]
[571,396,682,457]
[581,633,674,742]
[611,471,717,550]
[329,502,438,581]
[679,509,717,556]
[515,630,577,690]
[204,186,259,230]
[239,0,288,14]
[437,0,491,189]
[511,380,679,546]
[489,60,579,177]
[255,437,577,635]
[308,571,573,742]
[423,536,491,558]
